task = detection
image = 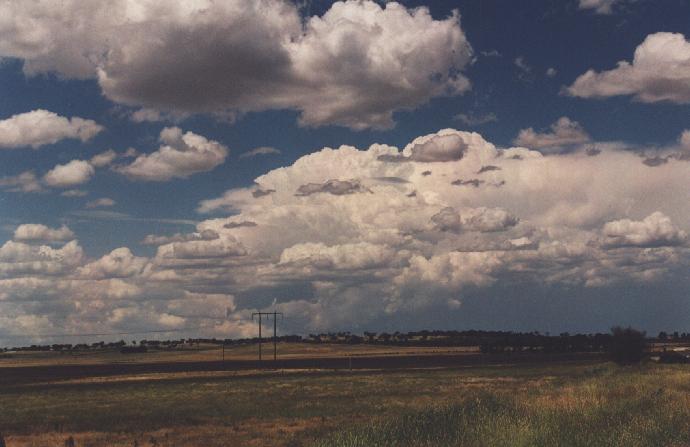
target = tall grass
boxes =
[314,365,690,447]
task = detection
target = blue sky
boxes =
[0,0,689,344]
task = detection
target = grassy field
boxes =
[315,364,690,447]
[0,342,478,367]
[1,356,689,447]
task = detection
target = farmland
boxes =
[1,342,689,446]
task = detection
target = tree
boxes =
[609,326,646,365]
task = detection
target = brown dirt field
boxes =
[0,350,605,387]
[0,343,480,368]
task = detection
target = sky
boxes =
[0,0,689,345]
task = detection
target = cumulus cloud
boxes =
[156,235,247,259]
[513,117,591,152]
[240,146,281,159]
[0,110,103,149]
[129,108,163,123]
[602,212,687,248]
[679,130,690,151]
[115,127,228,181]
[78,248,147,279]
[279,242,395,271]
[43,160,95,188]
[13,224,75,243]
[0,239,84,278]
[3,128,690,344]
[0,0,473,130]
[3,157,109,193]
[566,33,690,103]
[90,150,117,168]
[408,133,469,162]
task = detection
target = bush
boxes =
[609,326,646,365]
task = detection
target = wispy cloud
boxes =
[66,210,197,226]
[240,146,282,159]
[454,112,498,127]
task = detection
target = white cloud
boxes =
[0,110,102,149]
[4,128,690,344]
[115,127,228,181]
[0,240,84,277]
[513,117,591,152]
[279,242,395,271]
[43,160,95,188]
[679,130,690,151]
[90,150,117,168]
[432,207,519,233]
[167,292,236,319]
[546,67,557,77]
[405,132,469,162]
[156,235,247,259]
[130,108,162,123]
[566,33,690,103]
[13,224,75,243]
[0,1,472,130]
[602,212,687,248]
[78,247,147,279]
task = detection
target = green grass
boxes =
[314,364,690,447]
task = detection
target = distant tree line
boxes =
[2,328,683,358]
[303,330,614,354]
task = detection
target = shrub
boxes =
[609,326,646,365]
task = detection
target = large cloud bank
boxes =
[1,129,689,344]
[0,0,473,130]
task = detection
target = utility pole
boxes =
[252,311,283,362]
[271,311,283,361]
[252,312,265,361]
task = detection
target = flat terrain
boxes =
[0,344,687,446]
